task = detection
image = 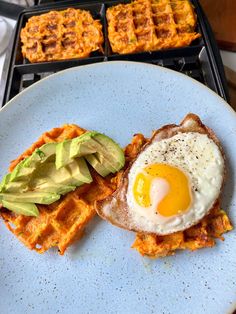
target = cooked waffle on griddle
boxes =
[107,0,201,54]
[0,125,115,255]
[20,8,104,63]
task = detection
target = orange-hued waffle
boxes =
[20,8,104,63]
[0,125,116,254]
[124,134,233,258]
[107,0,201,54]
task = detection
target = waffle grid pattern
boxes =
[107,0,201,54]
[20,8,104,63]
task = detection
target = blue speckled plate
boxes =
[0,61,235,314]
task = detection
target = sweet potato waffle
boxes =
[20,8,104,63]
[107,0,201,54]
[124,133,233,258]
[0,124,116,254]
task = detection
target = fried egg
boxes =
[96,114,226,236]
[126,132,224,234]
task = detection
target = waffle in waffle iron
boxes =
[107,0,201,54]
[0,125,116,254]
[20,8,104,63]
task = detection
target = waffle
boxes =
[133,203,233,258]
[0,124,116,254]
[20,8,104,63]
[125,134,233,258]
[106,0,201,54]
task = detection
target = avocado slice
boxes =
[85,154,111,177]
[32,142,56,163]
[74,131,99,145]
[2,200,39,217]
[67,157,92,184]
[10,143,57,183]
[70,133,125,172]
[1,173,10,185]
[10,159,35,182]
[93,134,125,169]
[0,174,10,192]
[4,180,28,193]
[1,173,28,193]
[53,157,92,185]
[31,178,76,195]
[69,132,99,159]
[0,191,60,204]
[30,157,91,192]
[31,161,59,179]
[95,152,119,173]
[55,132,99,169]
[55,140,73,170]
[24,142,57,167]
[29,163,77,191]
[49,165,82,187]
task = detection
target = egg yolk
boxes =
[133,164,192,217]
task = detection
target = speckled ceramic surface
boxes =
[0,61,235,314]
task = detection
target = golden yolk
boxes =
[133,163,192,217]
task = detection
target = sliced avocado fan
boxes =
[0,130,125,217]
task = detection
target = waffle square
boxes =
[106,0,201,54]
[20,8,104,63]
[0,124,116,254]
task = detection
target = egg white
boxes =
[126,132,224,234]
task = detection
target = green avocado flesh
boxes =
[0,174,10,192]
[85,154,111,177]
[70,133,125,171]
[55,140,73,170]
[0,192,60,204]
[2,200,39,217]
[0,130,125,216]
[93,134,125,169]
[10,143,57,183]
[32,181,76,195]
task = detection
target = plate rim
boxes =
[1,60,235,118]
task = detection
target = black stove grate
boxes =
[0,0,229,106]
